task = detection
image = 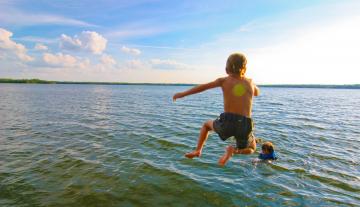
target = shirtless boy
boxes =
[173,53,260,166]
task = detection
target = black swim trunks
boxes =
[213,112,254,149]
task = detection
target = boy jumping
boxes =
[173,53,260,166]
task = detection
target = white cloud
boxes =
[107,27,166,39]
[105,19,167,39]
[43,52,77,67]
[121,46,141,56]
[34,43,48,51]
[150,58,191,70]
[60,31,107,54]
[42,52,89,68]
[0,28,34,62]
[0,7,95,27]
[60,34,82,50]
[123,44,196,51]
[15,36,56,44]
[247,15,360,84]
[126,59,145,70]
[100,54,116,65]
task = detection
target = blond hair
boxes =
[226,53,247,76]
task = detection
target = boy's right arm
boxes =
[173,77,224,101]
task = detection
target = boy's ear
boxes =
[241,67,247,76]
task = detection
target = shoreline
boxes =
[0,78,359,89]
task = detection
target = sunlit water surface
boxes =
[0,84,359,206]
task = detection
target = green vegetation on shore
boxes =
[1,78,359,89]
[0,78,55,84]
[259,84,360,89]
[0,78,193,86]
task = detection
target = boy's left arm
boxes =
[254,85,260,96]
[173,77,224,101]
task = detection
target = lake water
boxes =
[0,84,359,207]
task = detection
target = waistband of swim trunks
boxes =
[221,112,252,122]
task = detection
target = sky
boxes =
[0,0,359,84]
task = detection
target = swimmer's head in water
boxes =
[226,53,247,76]
[261,141,274,154]
[259,141,277,160]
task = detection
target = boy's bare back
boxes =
[173,53,260,118]
[220,75,259,118]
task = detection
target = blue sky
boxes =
[0,0,359,84]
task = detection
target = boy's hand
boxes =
[173,92,184,101]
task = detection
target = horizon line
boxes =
[0,78,359,89]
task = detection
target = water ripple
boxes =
[1,84,360,206]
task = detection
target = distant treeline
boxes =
[0,78,359,89]
[259,84,360,89]
[0,78,193,86]
[0,78,55,84]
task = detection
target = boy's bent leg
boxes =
[185,120,214,159]
[234,139,256,154]
[218,145,235,166]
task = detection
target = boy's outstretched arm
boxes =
[173,78,224,101]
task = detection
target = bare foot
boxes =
[185,150,201,159]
